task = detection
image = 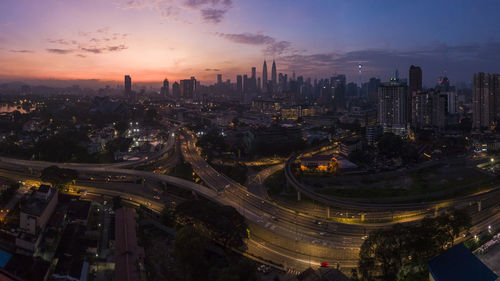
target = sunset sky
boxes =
[1,0,500,87]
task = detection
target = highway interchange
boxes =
[0,123,499,272]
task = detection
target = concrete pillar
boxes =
[478,201,482,212]
[29,167,33,175]
[297,191,301,201]
[327,207,331,218]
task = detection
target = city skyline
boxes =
[2,0,500,87]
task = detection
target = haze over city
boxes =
[2,0,500,87]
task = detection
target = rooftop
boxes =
[20,186,56,217]
[429,243,498,281]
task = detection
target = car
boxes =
[320,262,329,268]
[153,195,160,200]
[272,216,279,221]
[314,220,323,225]
[319,232,328,236]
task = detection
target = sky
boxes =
[1,0,500,87]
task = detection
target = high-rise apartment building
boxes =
[473,72,500,130]
[378,78,408,135]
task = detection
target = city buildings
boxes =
[262,60,268,93]
[377,78,409,135]
[472,72,500,130]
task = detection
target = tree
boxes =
[40,165,78,190]
[174,226,209,281]
[175,199,248,250]
[112,196,122,210]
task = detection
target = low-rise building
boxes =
[114,208,144,281]
[300,155,338,173]
[19,185,58,236]
[339,138,362,156]
[428,243,497,281]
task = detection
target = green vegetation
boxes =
[169,161,196,182]
[175,199,248,250]
[40,165,78,191]
[213,164,248,185]
[264,169,286,195]
[377,133,418,164]
[359,209,471,281]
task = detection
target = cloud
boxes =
[46,29,128,56]
[80,45,128,54]
[9,49,34,53]
[0,22,10,27]
[205,68,220,71]
[118,0,231,23]
[201,9,226,23]
[47,39,77,45]
[217,32,292,56]
[76,54,87,58]
[46,48,73,54]
[217,33,275,45]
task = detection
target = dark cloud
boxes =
[9,49,34,53]
[120,0,230,23]
[184,0,232,8]
[217,33,275,45]
[46,48,73,54]
[106,45,128,52]
[217,32,292,56]
[201,9,226,23]
[76,54,87,58]
[205,68,221,71]
[80,45,127,54]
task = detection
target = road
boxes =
[0,126,499,272]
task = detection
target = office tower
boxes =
[257,77,261,92]
[409,65,422,123]
[367,77,381,103]
[378,78,408,135]
[161,78,169,98]
[331,74,346,109]
[236,75,242,94]
[431,90,447,130]
[473,73,500,130]
[409,65,422,94]
[180,78,196,99]
[124,75,131,97]
[172,82,180,97]
[262,60,268,93]
[243,74,249,95]
[271,60,277,91]
[217,74,222,85]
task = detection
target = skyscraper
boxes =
[378,78,408,135]
[409,65,422,125]
[172,81,180,97]
[124,75,131,97]
[473,73,500,130]
[161,78,169,98]
[271,60,277,92]
[409,65,422,94]
[180,78,196,99]
[217,74,222,85]
[331,74,346,109]
[236,75,242,94]
[262,60,268,93]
